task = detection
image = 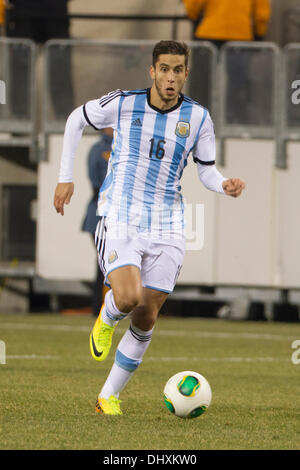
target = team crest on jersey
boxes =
[175,121,190,138]
[108,250,118,264]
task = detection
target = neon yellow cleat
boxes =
[95,396,122,415]
[90,305,117,361]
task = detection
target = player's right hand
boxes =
[53,182,74,216]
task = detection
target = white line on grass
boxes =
[155,330,295,341]
[3,354,288,362]
[6,354,58,359]
[0,322,297,341]
[0,323,90,332]
[147,356,288,362]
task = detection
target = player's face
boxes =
[150,54,188,109]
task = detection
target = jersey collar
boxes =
[147,88,184,114]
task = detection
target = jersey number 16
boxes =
[149,138,166,160]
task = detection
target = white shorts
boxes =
[95,218,185,294]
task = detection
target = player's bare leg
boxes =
[131,287,168,332]
[108,265,143,314]
[90,266,142,362]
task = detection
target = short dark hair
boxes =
[152,40,190,68]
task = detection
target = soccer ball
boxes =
[163,371,212,419]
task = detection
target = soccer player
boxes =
[54,40,245,415]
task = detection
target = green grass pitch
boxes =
[0,312,299,450]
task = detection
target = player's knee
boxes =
[114,287,142,313]
[115,296,140,314]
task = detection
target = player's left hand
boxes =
[222,178,246,198]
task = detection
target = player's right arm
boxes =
[54,182,74,216]
[54,105,86,215]
[53,91,120,215]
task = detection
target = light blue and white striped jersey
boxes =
[83,88,215,235]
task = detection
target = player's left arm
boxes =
[193,112,246,198]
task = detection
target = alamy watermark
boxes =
[0,340,6,364]
[96,198,205,251]
[291,80,300,105]
[0,79,5,104]
[291,339,300,365]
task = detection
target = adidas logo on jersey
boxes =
[131,118,142,127]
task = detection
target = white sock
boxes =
[101,289,128,327]
[99,323,154,399]
[98,363,133,399]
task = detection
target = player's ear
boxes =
[149,65,155,80]
[185,67,189,80]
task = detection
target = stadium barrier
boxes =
[41,39,218,143]
[218,41,281,165]
[66,13,188,41]
[0,38,37,161]
[278,43,300,168]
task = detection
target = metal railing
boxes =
[277,43,300,167]
[1,38,300,166]
[218,41,281,165]
[68,13,189,41]
[42,39,218,134]
[282,7,300,45]
[0,38,37,160]
[5,13,190,42]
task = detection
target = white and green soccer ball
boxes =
[163,371,212,419]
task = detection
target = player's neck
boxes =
[149,86,179,111]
